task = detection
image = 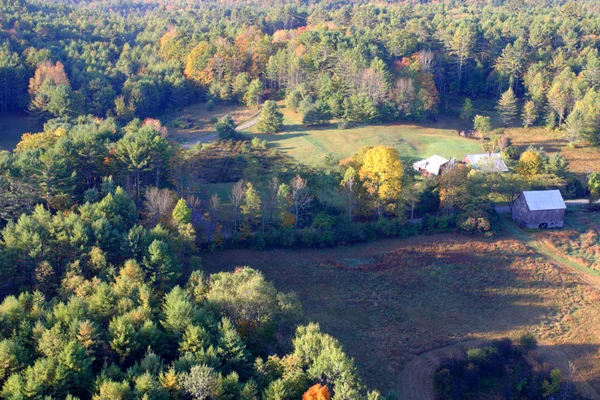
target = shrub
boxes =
[519,332,537,350]
[215,115,236,139]
[206,99,214,111]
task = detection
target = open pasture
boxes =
[504,126,600,182]
[201,234,600,396]
[243,108,483,166]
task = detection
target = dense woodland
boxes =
[1,0,600,144]
[1,0,600,398]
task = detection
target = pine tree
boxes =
[243,79,263,108]
[521,100,537,128]
[172,198,192,225]
[215,114,236,139]
[257,101,283,134]
[218,317,250,376]
[143,240,180,291]
[460,98,474,123]
[497,88,518,125]
[241,182,261,223]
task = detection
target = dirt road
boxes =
[180,116,259,148]
[235,116,259,131]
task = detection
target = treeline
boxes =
[0,140,385,397]
[0,261,382,399]
[3,0,600,144]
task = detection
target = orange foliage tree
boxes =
[302,384,331,400]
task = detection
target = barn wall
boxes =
[511,194,565,229]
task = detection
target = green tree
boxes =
[589,172,600,204]
[460,98,474,124]
[521,100,537,128]
[143,239,180,291]
[172,198,192,225]
[241,182,261,223]
[243,79,263,108]
[301,101,332,126]
[473,115,492,138]
[215,114,237,139]
[497,87,518,125]
[257,101,283,134]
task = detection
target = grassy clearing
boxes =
[165,102,257,145]
[504,126,600,181]
[0,114,37,151]
[529,209,600,272]
[200,234,600,395]
[243,108,483,166]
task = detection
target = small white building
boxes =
[463,153,509,173]
[413,155,449,176]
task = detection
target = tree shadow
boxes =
[199,234,600,395]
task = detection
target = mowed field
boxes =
[201,225,600,397]
[243,108,483,165]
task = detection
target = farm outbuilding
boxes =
[511,190,566,229]
[413,155,449,176]
[463,153,509,173]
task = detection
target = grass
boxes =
[200,233,600,395]
[243,107,483,166]
[165,102,257,145]
[503,126,600,182]
[0,113,37,151]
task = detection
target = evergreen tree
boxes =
[215,115,236,139]
[257,101,283,134]
[521,100,537,128]
[243,79,263,108]
[497,88,518,125]
[143,240,180,291]
[460,98,474,123]
[172,198,192,225]
[218,317,250,376]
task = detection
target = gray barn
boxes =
[512,190,566,229]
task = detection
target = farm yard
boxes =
[242,107,483,166]
[201,227,600,398]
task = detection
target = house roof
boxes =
[413,155,449,176]
[465,153,509,172]
[522,190,566,211]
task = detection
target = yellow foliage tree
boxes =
[517,150,543,177]
[184,41,216,86]
[358,145,403,218]
[439,164,470,214]
[302,384,331,400]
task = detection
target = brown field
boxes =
[504,126,600,181]
[540,210,600,272]
[201,232,600,397]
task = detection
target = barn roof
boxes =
[465,153,509,172]
[522,190,566,211]
[413,155,449,175]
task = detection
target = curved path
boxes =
[398,339,600,400]
[235,115,259,131]
[398,339,485,400]
[399,217,600,400]
[180,116,259,148]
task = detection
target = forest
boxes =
[1,0,600,398]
